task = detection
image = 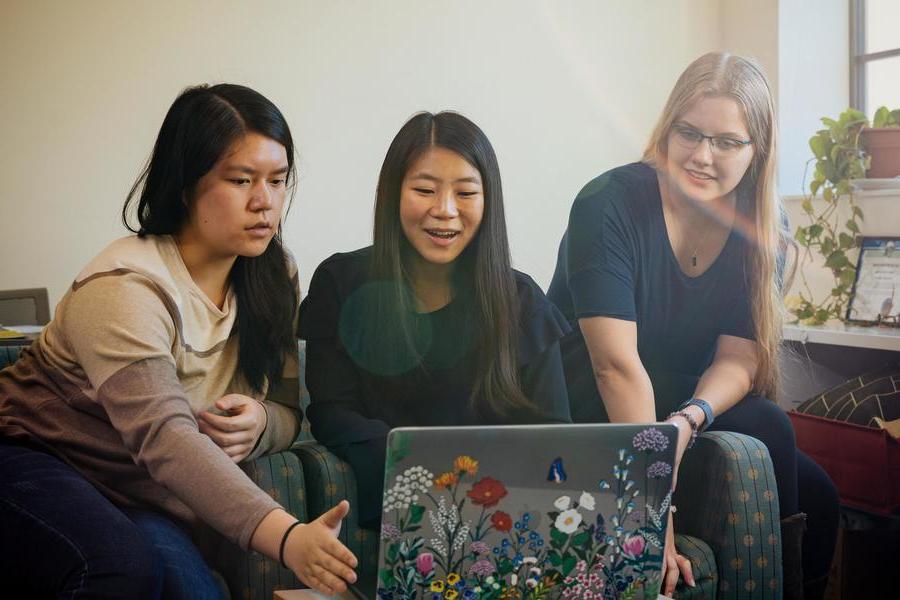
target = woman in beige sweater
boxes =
[0,84,357,598]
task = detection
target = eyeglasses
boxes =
[670,124,752,156]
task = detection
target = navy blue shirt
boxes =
[548,162,754,419]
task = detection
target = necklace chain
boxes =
[688,226,714,268]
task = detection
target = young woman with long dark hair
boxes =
[300,111,572,527]
[0,84,357,598]
[547,53,839,598]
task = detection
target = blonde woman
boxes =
[548,53,838,599]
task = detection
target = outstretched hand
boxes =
[284,500,358,595]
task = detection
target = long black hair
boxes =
[122,83,297,393]
[369,111,530,417]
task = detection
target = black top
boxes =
[299,246,572,524]
[547,162,754,419]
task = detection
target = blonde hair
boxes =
[642,52,788,398]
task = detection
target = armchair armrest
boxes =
[291,441,380,580]
[676,431,782,598]
[205,450,307,599]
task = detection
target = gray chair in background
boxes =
[0,288,50,326]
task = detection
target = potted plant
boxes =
[788,109,869,325]
[861,107,900,178]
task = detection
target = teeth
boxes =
[428,230,458,238]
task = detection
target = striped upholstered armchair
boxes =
[292,340,784,599]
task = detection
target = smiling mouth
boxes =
[686,169,715,180]
[425,229,460,239]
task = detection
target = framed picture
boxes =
[846,236,900,326]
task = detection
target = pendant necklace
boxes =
[688,225,713,269]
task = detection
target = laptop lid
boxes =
[375,423,677,599]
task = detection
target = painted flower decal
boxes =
[578,491,596,511]
[647,461,673,479]
[554,508,583,534]
[468,559,495,577]
[553,495,571,511]
[416,552,434,575]
[466,477,508,507]
[469,540,490,555]
[434,471,459,490]
[632,428,669,452]
[622,534,646,558]
[491,510,513,532]
[453,455,479,475]
[380,522,400,542]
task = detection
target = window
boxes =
[850,0,900,117]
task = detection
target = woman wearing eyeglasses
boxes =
[548,53,838,599]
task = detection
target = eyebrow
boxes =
[409,172,482,185]
[223,164,290,175]
[675,120,748,139]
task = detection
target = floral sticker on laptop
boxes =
[377,428,674,599]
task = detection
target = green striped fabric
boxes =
[675,533,718,599]
[676,431,782,599]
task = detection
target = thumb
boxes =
[216,394,247,412]
[319,500,350,528]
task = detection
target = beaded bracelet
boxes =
[279,521,303,569]
[667,410,699,449]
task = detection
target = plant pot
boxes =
[861,127,900,178]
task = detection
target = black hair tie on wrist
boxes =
[279,520,303,569]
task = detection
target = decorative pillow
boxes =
[793,362,900,427]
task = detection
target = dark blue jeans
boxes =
[0,438,224,599]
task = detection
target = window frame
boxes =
[850,0,900,114]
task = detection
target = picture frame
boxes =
[846,236,900,326]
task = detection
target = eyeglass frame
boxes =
[669,122,753,156]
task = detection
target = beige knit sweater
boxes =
[0,235,301,549]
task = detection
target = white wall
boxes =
[2,1,726,310]
[777,0,849,197]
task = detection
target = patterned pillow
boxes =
[793,362,900,427]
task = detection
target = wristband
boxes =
[678,397,714,432]
[279,521,303,568]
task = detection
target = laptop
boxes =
[371,423,678,599]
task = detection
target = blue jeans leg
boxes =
[124,509,225,600]
[0,438,163,599]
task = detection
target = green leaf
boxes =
[852,205,864,220]
[824,187,834,202]
[825,250,846,269]
[571,531,591,547]
[794,227,807,245]
[809,134,827,158]
[796,305,814,319]
[548,550,562,566]
[550,527,568,548]
[821,238,834,256]
[840,269,857,287]
[839,232,855,249]
[808,224,823,238]
[408,504,425,526]
[561,555,577,576]
[846,219,860,234]
[814,309,831,324]
[874,106,890,128]
[802,198,814,214]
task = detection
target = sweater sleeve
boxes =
[64,274,281,549]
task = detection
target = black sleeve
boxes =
[520,341,572,423]
[514,273,573,424]
[565,174,638,321]
[299,262,391,524]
